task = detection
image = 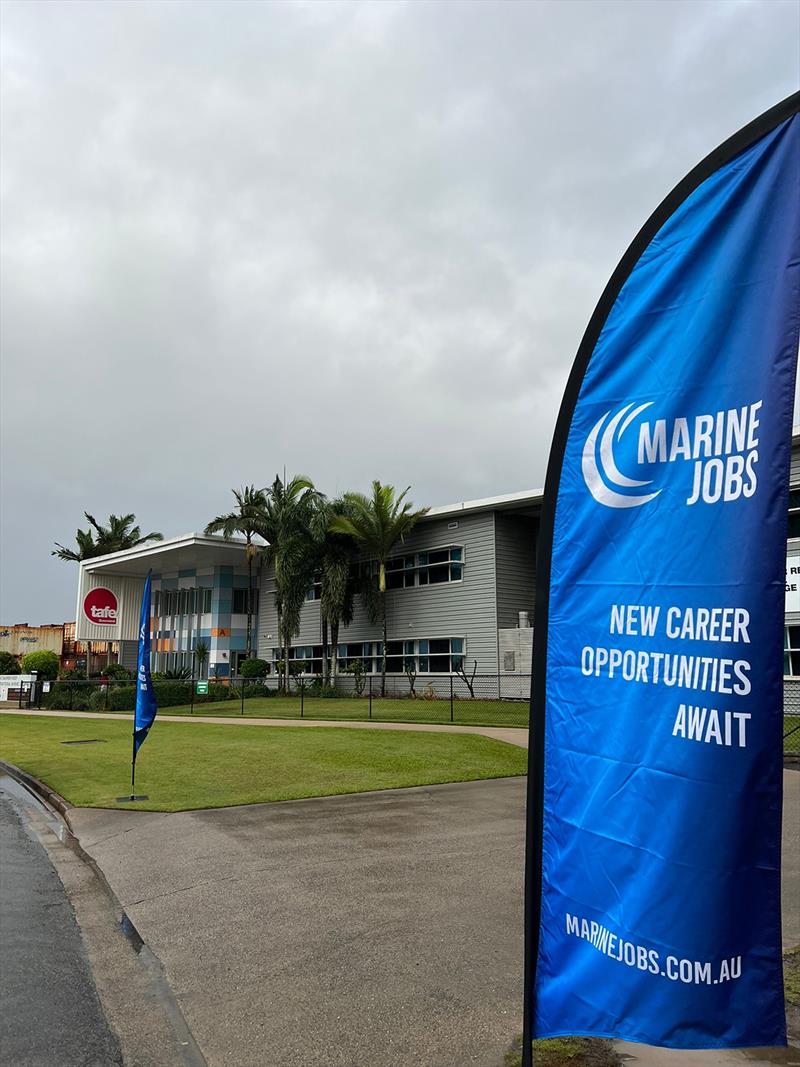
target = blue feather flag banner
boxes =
[525,96,800,1054]
[134,571,158,756]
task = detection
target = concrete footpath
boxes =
[66,771,799,1067]
[0,706,529,749]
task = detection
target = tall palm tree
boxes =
[310,498,358,683]
[205,486,268,660]
[53,513,163,561]
[257,475,320,690]
[330,482,428,695]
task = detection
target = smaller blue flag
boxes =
[134,571,158,756]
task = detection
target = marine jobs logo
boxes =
[83,587,118,625]
[581,400,762,509]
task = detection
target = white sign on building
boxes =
[786,553,800,614]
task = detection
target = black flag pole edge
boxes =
[521,91,800,1067]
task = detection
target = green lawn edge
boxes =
[0,713,527,812]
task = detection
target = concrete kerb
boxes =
[0,758,74,827]
[0,759,208,1067]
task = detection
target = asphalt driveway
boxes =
[71,776,526,1067]
[69,771,799,1067]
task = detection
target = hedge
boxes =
[41,679,275,712]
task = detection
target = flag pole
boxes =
[118,569,156,803]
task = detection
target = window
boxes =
[785,627,800,676]
[306,576,322,601]
[156,588,212,616]
[365,546,464,590]
[385,555,416,589]
[232,588,259,614]
[337,642,381,673]
[789,489,800,539]
[385,637,465,674]
[272,644,325,674]
[417,547,463,586]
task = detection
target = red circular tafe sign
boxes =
[83,587,118,625]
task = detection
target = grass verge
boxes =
[0,713,526,812]
[505,1036,619,1067]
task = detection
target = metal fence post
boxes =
[69,681,74,710]
[369,676,372,720]
[190,676,195,715]
[241,677,245,716]
[300,680,304,718]
[450,675,454,723]
[18,682,23,709]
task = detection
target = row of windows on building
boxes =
[154,588,259,617]
[273,637,466,675]
[305,546,464,600]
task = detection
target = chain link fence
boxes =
[783,679,800,757]
[8,672,531,728]
[8,673,800,751]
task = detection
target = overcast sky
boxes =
[1,0,798,624]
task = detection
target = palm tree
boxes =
[257,475,320,690]
[204,486,267,659]
[53,513,163,561]
[330,482,428,695]
[310,498,358,683]
[194,640,209,680]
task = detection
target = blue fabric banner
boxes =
[134,571,158,756]
[529,101,799,1050]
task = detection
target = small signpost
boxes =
[196,680,209,696]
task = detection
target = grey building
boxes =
[256,490,540,679]
[72,430,800,697]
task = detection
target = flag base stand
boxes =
[116,795,149,802]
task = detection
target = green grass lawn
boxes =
[70,694,531,728]
[0,713,527,812]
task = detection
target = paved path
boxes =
[0,707,529,749]
[0,787,123,1067]
[68,772,799,1067]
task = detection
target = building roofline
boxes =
[424,488,544,520]
[80,532,252,572]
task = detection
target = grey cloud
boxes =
[1,0,798,621]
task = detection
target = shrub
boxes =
[239,658,269,679]
[0,651,20,675]
[195,682,233,704]
[103,663,132,679]
[94,679,197,711]
[44,682,96,711]
[229,682,274,701]
[306,677,340,699]
[21,650,59,680]
[344,659,366,696]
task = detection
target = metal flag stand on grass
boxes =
[117,569,158,802]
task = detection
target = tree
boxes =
[204,486,268,659]
[21,650,59,680]
[239,657,268,679]
[257,475,320,691]
[310,498,358,683]
[53,513,163,561]
[0,651,19,675]
[330,482,428,695]
[194,640,209,679]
